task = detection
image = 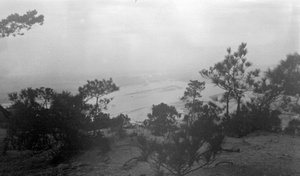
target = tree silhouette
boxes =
[6,87,55,150]
[0,10,44,38]
[200,43,260,115]
[146,103,179,136]
[0,10,44,121]
[78,78,119,135]
[181,80,205,123]
[78,78,119,114]
[137,105,224,176]
[5,85,112,157]
[255,53,300,110]
[111,113,131,129]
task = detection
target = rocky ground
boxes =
[1,130,300,176]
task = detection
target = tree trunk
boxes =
[95,97,99,115]
[226,96,229,117]
[236,97,241,115]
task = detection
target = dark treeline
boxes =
[1,79,126,162]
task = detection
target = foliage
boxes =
[92,132,111,153]
[181,80,205,123]
[266,53,300,97]
[0,10,113,162]
[0,10,44,38]
[111,113,131,129]
[111,114,131,139]
[277,96,300,114]
[4,85,113,162]
[136,118,224,176]
[78,78,119,134]
[78,78,119,111]
[181,80,205,104]
[200,43,260,115]
[221,52,300,138]
[123,133,159,167]
[76,78,120,137]
[6,87,55,150]
[136,134,159,161]
[138,81,224,175]
[50,130,110,165]
[6,89,92,152]
[0,110,8,128]
[0,9,44,128]
[187,101,222,123]
[85,112,111,135]
[223,100,281,137]
[254,53,300,110]
[50,91,111,154]
[284,119,300,135]
[0,9,45,150]
[134,96,224,175]
[50,91,88,147]
[145,103,179,136]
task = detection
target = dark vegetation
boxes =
[144,103,179,136]
[0,10,44,38]
[285,119,300,135]
[0,10,300,176]
[3,80,119,164]
[136,80,225,175]
[201,44,300,138]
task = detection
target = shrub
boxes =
[135,118,224,176]
[222,113,255,138]
[87,112,111,135]
[145,103,179,136]
[90,131,111,153]
[124,85,224,175]
[5,87,113,164]
[111,114,131,139]
[123,134,158,167]
[50,131,110,164]
[136,134,159,161]
[111,114,131,128]
[223,102,282,137]
[285,119,300,135]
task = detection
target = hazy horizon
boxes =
[0,0,299,116]
[0,0,299,78]
[0,71,226,121]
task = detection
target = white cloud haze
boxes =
[0,0,299,77]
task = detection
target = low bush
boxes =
[222,113,254,138]
[285,119,300,135]
[111,114,131,139]
[50,131,110,164]
[144,103,179,136]
[129,117,224,176]
[111,114,131,129]
[223,103,282,138]
[91,132,111,153]
[123,134,158,167]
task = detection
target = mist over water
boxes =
[0,70,224,121]
[103,79,224,122]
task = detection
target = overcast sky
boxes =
[0,0,299,78]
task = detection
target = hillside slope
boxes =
[1,131,300,176]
